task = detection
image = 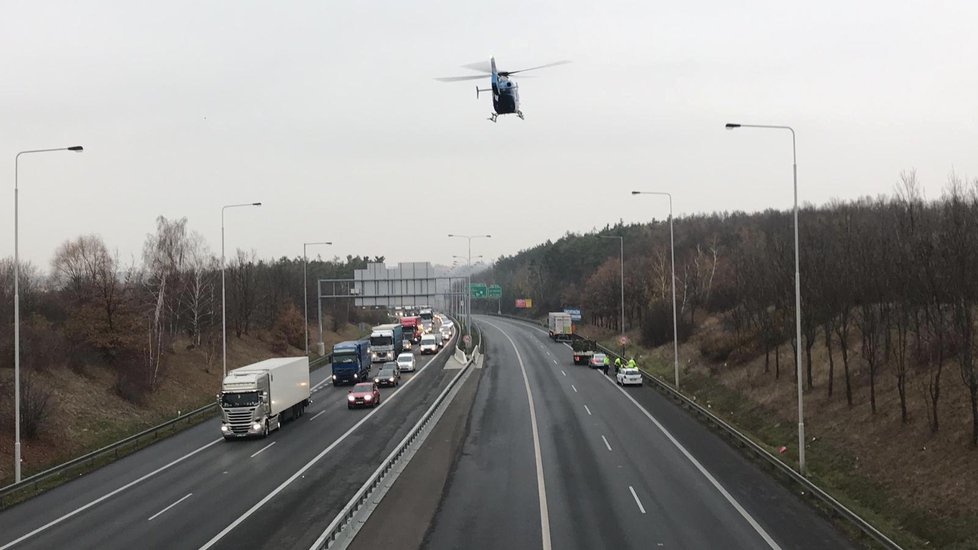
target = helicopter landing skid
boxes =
[488,113,498,122]
[517,111,524,120]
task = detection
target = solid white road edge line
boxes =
[0,439,222,550]
[602,375,782,550]
[148,493,193,521]
[481,319,552,550]
[602,435,613,452]
[249,442,275,458]
[198,339,449,550]
[628,486,647,515]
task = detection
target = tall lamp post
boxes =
[221,202,261,379]
[13,145,84,483]
[448,234,491,342]
[454,255,483,318]
[599,235,625,358]
[726,121,806,475]
[631,191,679,389]
[303,241,332,356]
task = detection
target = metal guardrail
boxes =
[311,332,477,549]
[0,353,332,509]
[488,313,902,550]
[625,359,903,550]
[0,401,217,509]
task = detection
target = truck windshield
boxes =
[222,391,259,408]
[371,335,393,347]
[420,312,433,321]
[333,352,358,364]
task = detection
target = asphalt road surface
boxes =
[0,336,458,550]
[418,316,855,550]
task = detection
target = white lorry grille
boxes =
[226,408,255,433]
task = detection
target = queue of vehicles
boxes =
[220,311,462,440]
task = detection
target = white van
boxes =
[419,334,439,355]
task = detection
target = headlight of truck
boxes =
[221,425,229,432]
[332,374,337,380]
[252,422,261,430]
[374,378,380,383]
[353,374,358,379]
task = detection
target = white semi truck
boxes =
[219,357,310,440]
[548,312,574,341]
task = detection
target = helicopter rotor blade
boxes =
[461,60,493,73]
[499,60,571,76]
[435,75,489,82]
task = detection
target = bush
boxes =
[20,372,55,439]
[640,301,693,347]
[698,331,743,363]
[271,302,305,352]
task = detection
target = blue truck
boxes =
[331,340,371,385]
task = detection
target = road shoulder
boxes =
[347,358,483,550]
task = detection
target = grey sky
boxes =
[3,1,977,272]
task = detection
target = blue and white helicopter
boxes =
[437,57,569,122]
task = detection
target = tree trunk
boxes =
[824,321,835,397]
[775,344,781,380]
[805,341,814,390]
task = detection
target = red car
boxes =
[348,382,381,409]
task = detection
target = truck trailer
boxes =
[331,340,371,385]
[219,357,310,439]
[548,312,574,341]
[370,323,404,363]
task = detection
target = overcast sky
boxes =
[3,1,977,272]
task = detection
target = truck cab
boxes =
[332,340,371,385]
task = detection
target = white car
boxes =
[396,352,416,372]
[402,338,413,351]
[616,367,642,386]
[419,334,439,354]
[440,329,451,342]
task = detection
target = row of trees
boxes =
[483,172,978,446]
[0,216,380,420]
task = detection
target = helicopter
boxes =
[436,57,569,122]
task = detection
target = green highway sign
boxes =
[470,283,487,298]
[488,284,502,298]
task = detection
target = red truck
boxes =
[400,316,421,345]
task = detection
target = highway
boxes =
[0,338,458,550]
[417,316,855,550]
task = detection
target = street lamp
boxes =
[631,191,679,389]
[725,121,806,475]
[221,202,261,379]
[454,255,483,316]
[303,241,332,356]
[448,234,491,343]
[13,145,84,482]
[599,235,625,358]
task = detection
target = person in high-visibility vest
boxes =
[601,354,610,375]
[614,356,622,372]
[627,357,637,370]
